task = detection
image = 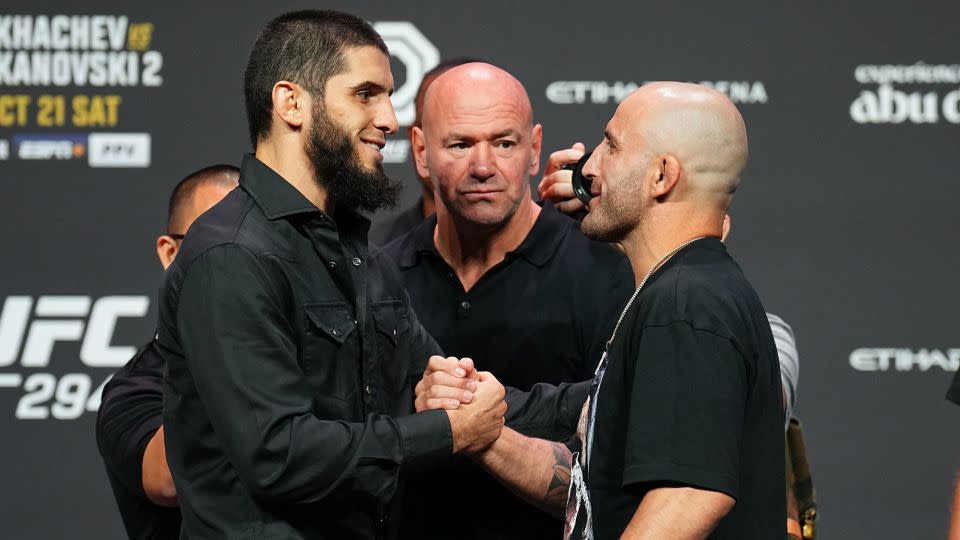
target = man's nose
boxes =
[374,99,399,134]
[582,149,600,193]
[469,143,496,181]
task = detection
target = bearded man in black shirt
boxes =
[420,82,785,539]
[156,10,507,540]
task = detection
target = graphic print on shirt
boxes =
[564,350,608,540]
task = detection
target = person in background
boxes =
[384,62,634,540]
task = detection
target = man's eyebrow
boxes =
[491,129,521,140]
[604,128,618,147]
[442,133,473,144]
[350,81,393,95]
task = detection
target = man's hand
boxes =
[142,426,177,507]
[537,142,587,214]
[446,371,507,455]
[415,355,480,411]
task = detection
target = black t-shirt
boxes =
[384,203,635,540]
[95,340,181,540]
[567,238,785,539]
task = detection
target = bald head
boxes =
[422,62,533,132]
[167,164,240,234]
[412,62,542,229]
[617,82,748,203]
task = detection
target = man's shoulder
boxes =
[172,188,293,277]
[640,240,754,334]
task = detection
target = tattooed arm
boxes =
[475,426,572,518]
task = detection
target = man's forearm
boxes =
[476,427,571,518]
[620,486,734,539]
[142,426,177,507]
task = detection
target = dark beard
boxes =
[306,107,401,213]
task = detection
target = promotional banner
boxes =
[1,2,957,538]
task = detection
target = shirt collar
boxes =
[239,154,322,220]
[395,201,570,269]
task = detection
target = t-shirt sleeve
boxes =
[766,314,799,430]
[95,357,164,498]
[622,321,747,500]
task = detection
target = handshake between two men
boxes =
[414,356,575,521]
[416,356,507,455]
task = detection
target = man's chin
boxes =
[581,213,619,242]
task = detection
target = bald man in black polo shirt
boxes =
[384,63,634,540]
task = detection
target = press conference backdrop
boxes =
[0,1,956,538]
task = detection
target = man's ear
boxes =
[651,154,681,200]
[721,214,732,242]
[528,123,543,176]
[271,81,308,131]
[156,235,179,270]
[411,126,431,181]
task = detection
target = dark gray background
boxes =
[0,1,957,538]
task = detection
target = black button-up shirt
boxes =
[157,155,452,540]
[384,203,635,540]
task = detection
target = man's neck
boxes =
[434,198,541,292]
[255,140,333,215]
[620,210,722,287]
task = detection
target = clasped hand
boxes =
[415,356,506,456]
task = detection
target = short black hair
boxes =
[243,10,388,148]
[167,164,240,233]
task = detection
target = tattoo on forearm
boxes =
[544,441,572,507]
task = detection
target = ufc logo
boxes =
[0,296,149,368]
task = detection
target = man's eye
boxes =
[357,90,372,101]
[448,142,468,150]
[497,141,516,149]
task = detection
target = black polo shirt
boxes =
[96,340,180,540]
[384,203,634,540]
[157,154,452,540]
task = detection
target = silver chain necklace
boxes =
[602,236,708,357]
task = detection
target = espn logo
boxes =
[88,133,151,168]
[14,134,86,160]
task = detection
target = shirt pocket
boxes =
[302,302,359,402]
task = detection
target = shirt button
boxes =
[392,329,397,337]
[328,261,337,269]
[460,300,471,310]
[332,329,341,337]
[364,384,373,395]
[378,515,389,528]
[352,257,362,266]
